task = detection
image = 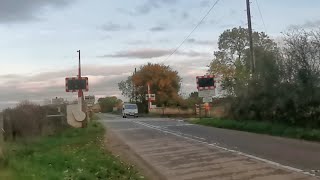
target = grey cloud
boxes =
[136,2,156,14]
[102,35,112,40]
[128,38,171,45]
[0,0,73,23]
[101,22,134,31]
[186,38,217,45]
[0,74,23,79]
[200,0,210,7]
[149,24,167,32]
[99,48,210,59]
[0,77,123,108]
[219,23,238,29]
[127,40,151,45]
[116,8,135,16]
[158,38,170,43]
[100,49,173,59]
[176,50,210,57]
[181,12,189,20]
[0,64,134,105]
[0,57,211,109]
[123,0,178,15]
[289,20,320,29]
[169,8,177,14]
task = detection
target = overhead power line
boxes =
[255,0,267,32]
[164,0,221,61]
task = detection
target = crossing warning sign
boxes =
[65,77,89,92]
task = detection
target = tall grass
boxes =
[0,122,144,180]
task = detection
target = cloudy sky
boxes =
[0,0,319,109]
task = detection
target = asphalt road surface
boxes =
[99,113,320,180]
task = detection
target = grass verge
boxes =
[0,121,144,180]
[191,118,320,142]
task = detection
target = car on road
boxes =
[122,103,138,118]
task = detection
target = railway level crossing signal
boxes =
[65,77,89,92]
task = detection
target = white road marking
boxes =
[100,119,131,122]
[163,124,194,127]
[132,120,320,178]
[117,128,144,131]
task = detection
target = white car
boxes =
[122,103,138,118]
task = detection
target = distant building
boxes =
[52,97,64,105]
[42,99,52,105]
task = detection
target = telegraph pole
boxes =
[132,70,134,103]
[134,68,137,103]
[77,50,83,112]
[246,0,255,75]
[77,50,83,98]
[77,50,87,127]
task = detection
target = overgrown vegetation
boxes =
[3,101,68,141]
[98,96,122,113]
[209,27,320,128]
[192,118,320,141]
[0,122,144,180]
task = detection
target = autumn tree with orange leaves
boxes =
[118,63,182,109]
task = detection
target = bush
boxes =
[3,101,68,141]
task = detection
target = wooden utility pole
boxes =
[246,0,255,74]
[132,68,137,103]
[77,50,83,98]
[77,50,86,128]
[135,68,138,103]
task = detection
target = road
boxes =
[99,113,320,180]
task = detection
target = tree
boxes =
[213,27,277,67]
[185,92,202,108]
[209,27,279,96]
[118,76,134,102]
[277,29,320,127]
[118,63,182,109]
[208,26,320,128]
[98,96,122,113]
[217,27,248,64]
[134,63,182,107]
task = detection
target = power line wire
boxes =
[164,0,221,61]
[255,0,267,32]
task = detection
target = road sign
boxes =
[145,94,156,101]
[85,95,95,105]
[202,97,213,103]
[196,75,215,90]
[65,77,88,92]
[198,89,215,97]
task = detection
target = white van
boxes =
[122,103,138,118]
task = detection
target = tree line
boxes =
[209,27,320,128]
[117,26,320,128]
